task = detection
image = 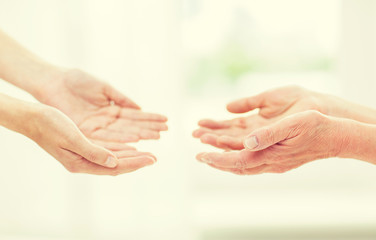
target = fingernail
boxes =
[244,136,259,149]
[146,157,156,166]
[105,156,118,168]
[200,154,212,164]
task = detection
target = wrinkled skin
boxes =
[196,111,343,175]
[194,86,326,150]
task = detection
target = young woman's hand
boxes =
[0,94,156,175]
[35,69,168,143]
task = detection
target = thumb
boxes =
[104,85,140,109]
[243,118,292,151]
[226,93,266,113]
[74,137,119,168]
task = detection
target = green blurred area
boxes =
[187,41,334,91]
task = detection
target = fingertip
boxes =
[196,152,207,161]
[131,103,141,110]
[198,119,210,126]
[200,133,216,143]
[226,102,236,112]
[226,100,244,113]
[192,129,201,138]
[156,114,168,122]
[105,155,119,168]
[243,135,259,150]
[144,156,157,166]
[161,124,168,131]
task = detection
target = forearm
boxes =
[334,117,376,164]
[0,29,62,99]
[0,93,38,137]
[322,93,376,124]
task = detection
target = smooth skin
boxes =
[0,94,156,175]
[0,29,167,175]
[195,86,376,175]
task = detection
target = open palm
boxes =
[194,86,326,150]
[39,69,168,144]
[193,114,273,150]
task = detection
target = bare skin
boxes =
[194,85,376,151]
[194,86,376,175]
[0,29,167,175]
[35,68,168,143]
[196,110,376,175]
[0,94,156,175]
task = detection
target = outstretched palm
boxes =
[40,69,168,145]
[193,114,273,150]
[194,86,326,150]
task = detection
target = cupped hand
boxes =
[29,105,156,175]
[194,86,328,150]
[196,111,343,175]
[38,69,168,143]
[193,115,273,150]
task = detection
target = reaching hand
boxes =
[193,115,274,150]
[28,105,156,175]
[194,86,328,150]
[38,69,168,143]
[196,111,343,175]
[226,85,326,118]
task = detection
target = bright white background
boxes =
[0,0,376,240]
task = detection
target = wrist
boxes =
[27,64,66,102]
[331,117,376,163]
[0,93,42,138]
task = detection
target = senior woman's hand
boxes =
[196,110,376,175]
[194,85,376,150]
[193,86,328,150]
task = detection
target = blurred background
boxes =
[0,0,376,239]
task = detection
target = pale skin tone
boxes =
[0,29,167,175]
[0,94,156,175]
[194,86,376,175]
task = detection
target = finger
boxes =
[90,139,137,151]
[120,109,168,122]
[90,129,140,143]
[192,127,215,138]
[226,93,266,113]
[70,136,119,168]
[114,150,156,159]
[104,85,141,109]
[129,120,168,131]
[198,119,231,129]
[77,156,156,175]
[138,129,161,140]
[111,119,168,131]
[196,150,265,169]
[217,135,244,150]
[243,114,300,151]
[199,133,229,150]
[205,163,270,175]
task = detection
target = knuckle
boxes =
[263,127,275,144]
[85,151,98,163]
[235,156,247,170]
